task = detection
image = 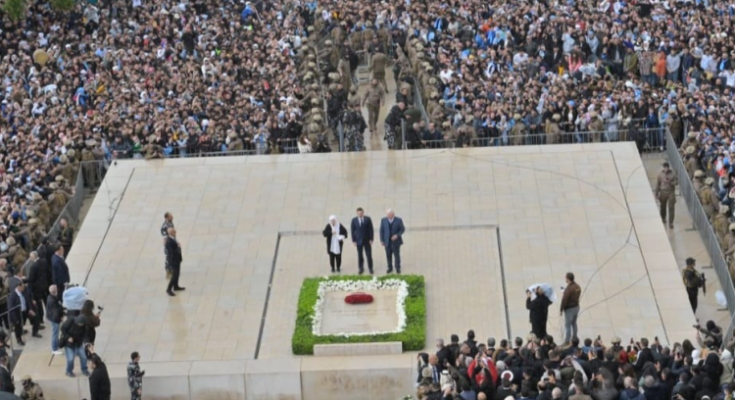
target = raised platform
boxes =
[13,144,695,400]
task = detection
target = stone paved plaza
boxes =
[13,143,697,400]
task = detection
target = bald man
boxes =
[379,209,405,274]
[164,228,185,296]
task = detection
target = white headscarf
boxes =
[329,215,341,254]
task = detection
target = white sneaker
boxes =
[52,350,63,355]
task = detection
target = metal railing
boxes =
[665,130,735,346]
[396,128,664,150]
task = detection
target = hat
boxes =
[313,114,323,122]
[67,149,76,158]
[686,146,695,155]
[59,155,68,164]
[501,371,514,382]
[688,131,697,138]
[694,170,704,178]
[439,100,446,105]
[147,135,157,143]
[465,115,474,123]
[730,223,735,232]
[85,139,98,147]
[304,72,313,80]
[28,218,38,226]
[311,98,321,105]
[415,44,425,52]
[513,113,521,120]
[611,336,621,344]
[552,113,561,121]
[442,121,451,128]
[705,177,715,186]
[25,210,35,218]
[228,131,237,139]
[55,175,65,182]
[21,375,31,382]
[49,183,58,190]
[324,40,333,46]
[6,237,15,246]
[63,139,72,147]
[307,62,316,68]
[430,92,439,100]
[720,205,730,214]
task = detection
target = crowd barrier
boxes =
[664,130,735,346]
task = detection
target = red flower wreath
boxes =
[344,292,374,304]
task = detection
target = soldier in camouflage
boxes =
[341,100,368,151]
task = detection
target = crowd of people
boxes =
[417,321,731,400]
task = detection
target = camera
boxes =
[97,306,104,313]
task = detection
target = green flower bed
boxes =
[292,274,426,355]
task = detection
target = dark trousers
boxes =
[687,287,698,313]
[166,266,181,292]
[32,294,45,322]
[329,252,342,272]
[385,245,401,272]
[357,243,373,273]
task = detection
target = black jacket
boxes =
[27,258,49,298]
[385,105,405,128]
[89,360,112,400]
[526,294,551,327]
[165,236,182,270]
[0,366,13,393]
[322,223,348,254]
[46,293,63,323]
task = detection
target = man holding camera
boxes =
[682,257,703,313]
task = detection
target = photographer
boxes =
[695,321,723,349]
[81,300,101,350]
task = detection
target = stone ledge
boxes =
[313,342,403,357]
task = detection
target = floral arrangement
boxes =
[292,275,426,355]
[312,277,409,336]
[344,292,374,304]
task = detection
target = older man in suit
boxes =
[165,228,185,297]
[379,209,405,274]
[351,207,374,275]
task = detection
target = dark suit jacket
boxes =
[350,216,374,246]
[51,254,70,289]
[0,366,13,393]
[165,236,182,270]
[89,360,112,400]
[322,224,348,254]
[7,290,25,325]
[379,217,405,247]
[27,258,49,298]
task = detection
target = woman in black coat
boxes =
[322,215,348,273]
[88,354,111,400]
[526,287,552,340]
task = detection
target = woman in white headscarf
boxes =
[322,215,348,273]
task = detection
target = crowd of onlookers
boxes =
[419,324,732,400]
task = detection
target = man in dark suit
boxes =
[351,207,374,275]
[51,245,70,298]
[8,280,40,346]
[27,251,49,322]
[379,209,405,274]
[165,227,185,297]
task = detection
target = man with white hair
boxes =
[379,209,405,274]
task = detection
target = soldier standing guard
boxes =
[655,162,678,229]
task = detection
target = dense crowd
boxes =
[418,325,732,400]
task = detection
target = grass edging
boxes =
[291,274,426,355]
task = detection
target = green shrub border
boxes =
[292,274,426,355]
